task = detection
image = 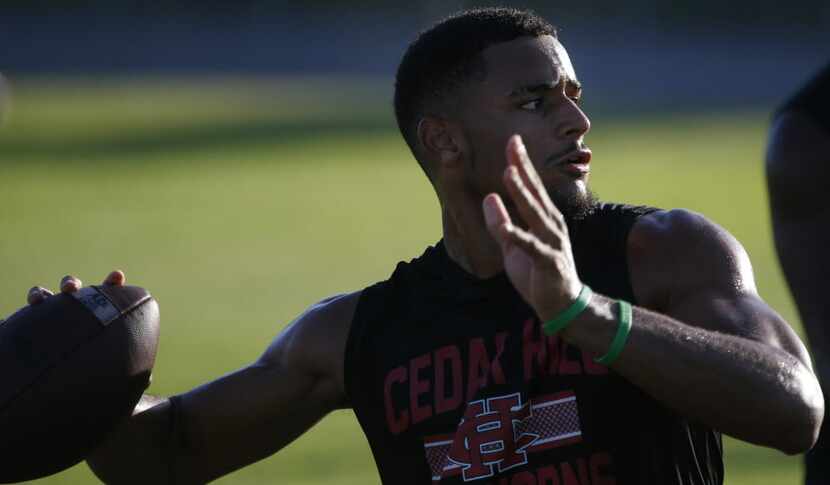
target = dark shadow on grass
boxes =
[0,116,398,161]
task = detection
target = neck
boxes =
[441,200,504,279]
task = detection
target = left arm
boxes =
[562,209,822,454]
[484,135,823,455]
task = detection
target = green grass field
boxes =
[0,77,807,484]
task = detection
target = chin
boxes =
[547,183,598,220]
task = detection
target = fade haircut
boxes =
[394,7,556,175]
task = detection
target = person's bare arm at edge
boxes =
[483,135,823,455]
[26,271,358,484]
[767,110,830,390]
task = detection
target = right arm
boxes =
[37,276,362,484]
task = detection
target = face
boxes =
[454,35,595,218]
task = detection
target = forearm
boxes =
[86,367,337,485]
[84,294,353,484]
[86,395,175,484]
[559,294,824,454]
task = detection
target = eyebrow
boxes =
[507,79,582,98]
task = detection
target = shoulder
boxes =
[767,111,830,216]
[627,210,815,368]
[259,291,362,407]
[631,208,742,253]
[628,209,756,308]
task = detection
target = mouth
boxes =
[545,144,592,176]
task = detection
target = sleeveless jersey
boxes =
[344,203,723,484]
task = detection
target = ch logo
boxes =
[446,393,539,481]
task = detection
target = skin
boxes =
[767,110,830,383]
[766,107,830,481]
[24,35,823,483]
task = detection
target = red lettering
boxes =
[383,366,408,434]
[495,454,615,485]
[576,457,591,484]
[537,465,561,485]
[547,334,562,375]
[511,471,536,485]
[560,463,581,485]
[467,337,490,400]
[558,341,583,375]
[409,353,432,424]
[434,345,463,414]
[447,394,535,481]
[524,319,604,380]
[590,452,617,485]
[487,395,535,469]
[448,400,489,479]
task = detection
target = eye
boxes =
[520,99,543,111]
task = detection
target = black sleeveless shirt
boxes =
[344,203,723,484]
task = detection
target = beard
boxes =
[551,186,600,222]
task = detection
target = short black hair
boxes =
[394,7,557,172]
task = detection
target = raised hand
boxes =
[27,271,126,306]
[482,135,583,322]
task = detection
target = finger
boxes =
[485,193,558,264]
[60,275,82,294]
[499,222,558,264]
[483,193,513,247]
[103,270,125,286]
[507,135,565,226]
[506,135,547,204]
[503,164,555,240]
[27,286,54,305]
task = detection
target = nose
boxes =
[555,100,591,140]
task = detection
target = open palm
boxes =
[482,135,583,322]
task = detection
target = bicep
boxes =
[665,288,813,370]
[632,209,813,368]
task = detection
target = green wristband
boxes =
[595,300,633,366]
[542,285,593,336]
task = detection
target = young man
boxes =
[26,8,822,484]
[766,62,830,485]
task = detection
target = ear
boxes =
[417,116,463,167]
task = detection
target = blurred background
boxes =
[1,1,829,483]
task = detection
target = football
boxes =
[0,285,160,483]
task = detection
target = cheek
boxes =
[460,113,550,192]
[480,119,551,162]
[466,151,504,195]
[464,122,507,171]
